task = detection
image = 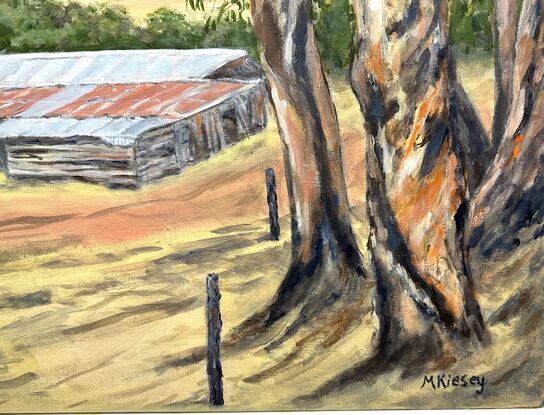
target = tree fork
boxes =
[350,0,491,356]
[469,0,544,259]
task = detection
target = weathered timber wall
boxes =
[135,82,267,186]
[134,126,181,185]
[4,136,138,188]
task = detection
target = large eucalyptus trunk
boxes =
[350,0,493,361]
[469,0,544,259]
[234,0,365,346]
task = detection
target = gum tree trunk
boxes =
[350,0,493,361]
[234,0,365,345]
[469,0,544,259]
[492,0,518,149]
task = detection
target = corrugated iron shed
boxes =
[0,49,267,187]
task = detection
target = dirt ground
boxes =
[0,57,542,411]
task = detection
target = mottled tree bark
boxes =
[492,0,518,149]
[233,0,365,345]
[469,0,544,258]
[350,0,493,360]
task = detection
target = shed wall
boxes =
[135,82,267,185]
[4,136,138,188]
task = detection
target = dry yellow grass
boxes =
[0,58,541,412]
[0,82,365,412]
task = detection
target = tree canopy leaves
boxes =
[0,0,257,56]
[1,0,493,67]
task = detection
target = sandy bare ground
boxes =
[0,63,541,411]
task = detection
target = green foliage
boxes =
[314,0,354,71]
[203,0,250,30]
[0,3,17,51]
[0,0,257,56]
[186,0,256,58]
[202,19,258,59]
[189,0,354,70]
[186,0,205,12]
[143,5,257,57]
[0,0,147,51]
[0,0,494,66]
[449,0,493,52]
[143,7,204,48]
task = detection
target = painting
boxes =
[0,0,542,411]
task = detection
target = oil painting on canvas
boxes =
[0,0,542,411]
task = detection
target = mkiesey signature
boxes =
[420,374,485,395]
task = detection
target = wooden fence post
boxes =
[206,273,224,406]
[265,168,280,240]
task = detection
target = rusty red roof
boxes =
[0,81,250,121]
[0,87,62,118]
[49,82,243,119]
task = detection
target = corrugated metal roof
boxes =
[0,49,263,146]
[0,49,249,88]
[0,117,172,146]
[47,81,247,119]
[15,85,96,118]
[0,87,61,118]
[0,81,253,120]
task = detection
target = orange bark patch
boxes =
[403,86,440,160]
[367,42,386,85]
[392,144,465,319]
[427,223,445,261]
[508,134,524,164]
[393,147,448,222]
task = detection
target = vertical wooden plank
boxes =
[173,122,193,166]
[265,168,280,240]
[0,140,8,173]
[180,124,192,163]
[247,90,257,128]
[253,89,266,127]
[234,95,250,135]
[206,273,224,407]
[191,115,207,161]
[203,112,217,153]
[213,108,227,150]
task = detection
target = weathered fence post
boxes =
[206,273,224,406]
[265,168,280,240]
